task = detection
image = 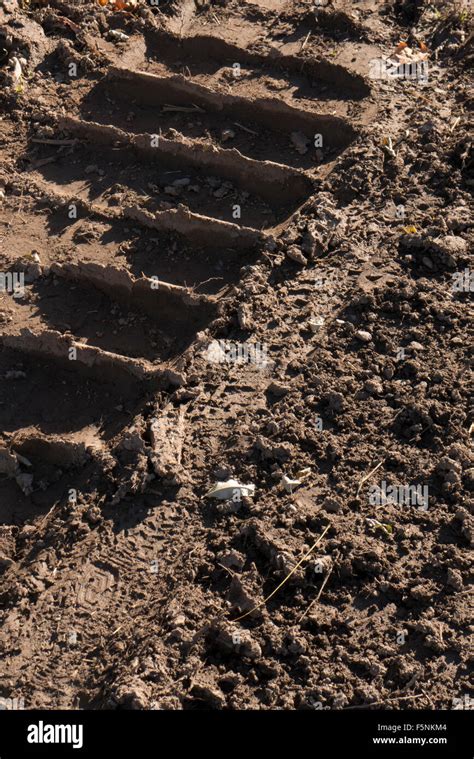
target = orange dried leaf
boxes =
[395,41,408,53]
[98,0,108,6]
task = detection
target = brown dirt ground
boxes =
[0,0,472,710]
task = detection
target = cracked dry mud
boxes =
[0,0,472,711]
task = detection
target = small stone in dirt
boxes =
[286,246,307,265]
[302,225,324,257]
[171,613,186,627]
[265,420,279,435]
[221,128,235,142]
[121,430,145,453]
[213,185,230,198]
[172,177,191,187]
[267,381,290,397]
[5,370,26,379]
[287,632,307,655]
[84,164,99,175]
[290,131,310,155]
[309,316,324,332]
[432,235,468,260]
[237,303,252,330]
[16,472,33,495]
[322,497,342,514]
[112,678,150,709]
[109,30,129,42]
[190,682,226,709]
[25,262,42,282]
[446,567,463,591]
[215,626,262,660]
[164,185,181,196]
[84,506,102,525]
[364,379,383,395]
[227,575,259,616]
[217,550,245,571]
[355,330,372,343]
[326,391,345,412]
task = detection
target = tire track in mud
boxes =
[0,1,378,706]
[1,6,374,504]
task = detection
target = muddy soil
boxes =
[0,0,472,710]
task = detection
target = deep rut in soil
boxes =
[1,5,373,507]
